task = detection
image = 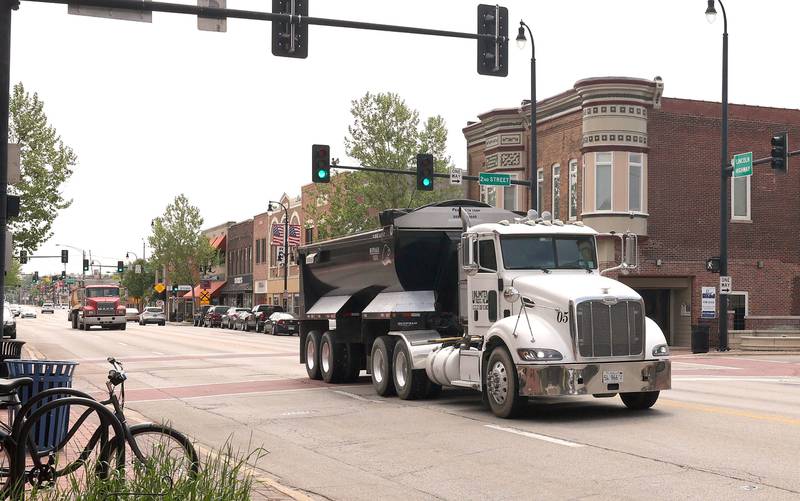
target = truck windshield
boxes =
[500,236,597,270]
[86,287,120,298]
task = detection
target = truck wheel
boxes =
[392,342,435,400]
[371,336,397,397]
[485,347,526,419]
[305,331,322,380]
[319,331,348,383]
[120,323,126,331]
[344,344,364,382]
[71,314,77,330]
[620,391,660,410]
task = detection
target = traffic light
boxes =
[312,144,330,183]
[19,250,27,264]
[61,270,66,279]
[61,249,68,264]
[83,259,89,272]
[477,4,509,77]
[416,154,434,191]
[770,132,788,173]
[271,0,308,59]
[117,261,124,273]
[32,271,38,283]
[172,284,179,294]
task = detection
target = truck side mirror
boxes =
[461,234,478,276]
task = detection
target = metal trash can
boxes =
[5,360,79,451]
[0,340,26,378]
[691,325,710,354]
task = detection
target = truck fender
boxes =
[484,314,573,365]
[644,317,669,356]
[387,330,443,370]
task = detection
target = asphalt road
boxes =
[14,311,800,500]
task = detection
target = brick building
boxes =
[221,219,254,308]
[464,76,800,346]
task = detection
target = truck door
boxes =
[467,236,500,334]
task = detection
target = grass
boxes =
[27,439,267,501]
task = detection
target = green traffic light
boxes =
[422,178,431,187]
[318,169,327,179]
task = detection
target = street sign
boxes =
[197,0,227,32]
[177,285,192,292]
[156,300,164,308]
[134,264,142,274]
[68,1,153,22]
[479,172,511,186]
[199,289,211,305]
[65,277,75,285]
[449,167,463,185]
[732,152,753,178]
[705,257,720,273]
[154,283,166,294]
[719,276,732,295]
[276,247,286,264]
[200,280,211,289]
[701,286,716,319]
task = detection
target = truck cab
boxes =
[68,282,127,331]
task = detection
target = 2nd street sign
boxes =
[732,152,753,178]
[479,172,511,186]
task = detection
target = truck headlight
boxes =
[652,344,670,357]
[517,348,563,361]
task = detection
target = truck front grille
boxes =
[575,299,644,358]
[96,303,116,315]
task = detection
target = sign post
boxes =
[732,152,753,178]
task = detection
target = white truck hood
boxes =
[510,272,640,309]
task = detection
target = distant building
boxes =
[221,219,254,308]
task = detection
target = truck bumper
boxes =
[517,360,671,397]
[83,316,126,326]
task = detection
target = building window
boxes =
[628,153,643,212]
[261,239,267,265]
[480,185,497,207]
[536,168,544,213]
[255,240,261,264]
[551,164,561,220]
[503,183,517,211]
[595,152,613,211]
[270,245,278,267]
[568,159,578,220]
[731,175,750,220]
[305,227,313,245]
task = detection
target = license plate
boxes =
[602,370,624,384]
[287,325,296,331]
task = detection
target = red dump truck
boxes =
[68,280,127,331]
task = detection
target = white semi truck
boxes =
[298,201,670,418]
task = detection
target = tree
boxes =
[148,195,215,310]
[8,83,76,254]
[120,259,156,309]
[307,92,462,239]
[5,259,22,288]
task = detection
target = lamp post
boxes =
[269,200,289,309]
[705,0,729,351]
[516,20,537,212]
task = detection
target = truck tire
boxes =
[485,347,526,419]
[392,341,436,400]
[371,336,397,397]
[319,331,348,383]
[620,391,660,410]
[120,323,127,331]
[305,331,322,380]
[71,313,78,330]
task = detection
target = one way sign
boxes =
[705,257,720,273]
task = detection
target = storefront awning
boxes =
[210,235,227,250]
[181,280,226,299]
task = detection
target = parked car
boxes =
[203,305,229,328]
[125,308,140,322]
[263,312,299,335]
[243,304,285,332]
[3,305,16,339]
[139,307,166,326]
[9,304,20,317]
[231,309,255,331]
[221,307,249,329]
[41,302,55,314]
[20,307,36,319]
[193,305,210,326]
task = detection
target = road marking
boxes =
[674,376,800,384]
[672,362,742,371]
[152,351,165,355]
[118,342,130,347]
[484,424,584,448]
[660,399,800,426]
[719,357,792,364]
[331,390,385,403]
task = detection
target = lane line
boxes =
[674,376,800,384]
[484,424,584,448]
[118,342,130,347]
[331,390,386,403]
[660,399,800,426]
[152,351,165,355]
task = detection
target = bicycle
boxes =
[0,357,199,497]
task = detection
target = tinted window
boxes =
[500,236,596,270]
[478,240,497,272]
[86,287,120,298]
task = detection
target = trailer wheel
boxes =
[620,391,660,410]
[392,342,436,400]
[485,347,526,419]
[71,313,77,330]
[344,344,364,382]
[370,336,397,397]
[305,331,322,380]
[320,331,348,383]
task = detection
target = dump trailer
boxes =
[298,200,670,418]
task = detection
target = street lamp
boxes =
[268,200,289,309]
[705,0,730,351]
[516,20,537,212]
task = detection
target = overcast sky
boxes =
[12,0,799,274]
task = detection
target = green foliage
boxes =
[308,92,462,239]
[5,259,22,287]
[120,259,156,306]
[8,83,76,254]
[148,195,215,291]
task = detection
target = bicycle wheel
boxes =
[118,423,200,483]
[0,424,14,498]
[13,397,125,492]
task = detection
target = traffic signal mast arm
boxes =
[723,148,799,174]
[24,0,507,43]
[335,163,533,187]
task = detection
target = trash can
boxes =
[691,325,710,354]
[0,340,26,378]
[5,360,79,451]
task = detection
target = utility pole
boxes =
[0,0,16,329]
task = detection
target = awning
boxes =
[181,280,226,299]
[210,235,227,250]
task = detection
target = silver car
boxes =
[139,307,166,326]
[41,303,55,314]
[125,308,140,322]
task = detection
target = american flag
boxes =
[271,224,301,246]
